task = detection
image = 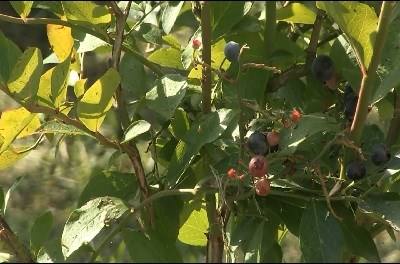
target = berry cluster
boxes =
[311,55,392,180]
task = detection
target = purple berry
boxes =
[224,41,241,62]
[311,55,335,83]
[248,131,268,155]
[371,143,391,166]
[346,161,366,180]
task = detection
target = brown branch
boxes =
[109,1,151,211]
[0,216,34,263]
[266,9,325,93]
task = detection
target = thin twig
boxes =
[0,216,34,263]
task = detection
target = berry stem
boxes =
[386,88,400,145]
[264,1,276,58]
[349,1,395,143]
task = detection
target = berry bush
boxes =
[0,1,400,263]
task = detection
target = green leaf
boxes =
[61,196,128,258]
[148,47,184,70]
[78,170,137,206]
[120,53,147,99]
[4,176,23,215]
[178,207,208,246]
[0,107,41,154]
[30,211,54,255]
[0,31,22,84]
[279,113,340,154]
[359,193,400,231]
[123,229,182,262]
[166,108,238,186]
[61,1,111,27]
[276,3,316,24]
[211,1,252,40]
[299,200,344,262]
[340,219,380,262]
[171,108,190,140]
[153,196,183,242]
[162,34,181,49]
[37,120,94,138]
[143,74,187,123]
[37,55,71,109]
[161,1,184,34]
[317,2,378,68]
[77,68,120,131]
[122,120,151,143]
[7,47,43,102]
[11,1,33,19]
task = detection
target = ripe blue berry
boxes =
[248,131,268,155]
[371,143,391,166]
[224,41,241,62]
[346,161,366,180]
[311,55,335,83]
[343,83,358,121]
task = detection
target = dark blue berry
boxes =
[311,55,335,82]
[346,161,366,180]
[371,143,391,166]
[224,41,241,62]
[344,95,358,121]
[248,131,268,155]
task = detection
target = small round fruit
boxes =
[344,95,358,121]
[346,161,366,180]
[267,131,280,147]
[192,39,201,49]
[224,41,241,62]
[371,143,391,166]
[249,155,268,178]
[227,168,237,179]
[255,177,271,196]
[291,109,301,123]
[248,131,268,155]
[311,55,336,83]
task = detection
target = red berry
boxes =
[248,155,268,179]
[255,177,271,196]
[192,39,201,49]
[227,168,237,179]
[266,131,280,147]
[291,109,301,123]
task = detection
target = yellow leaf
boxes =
[0,148,28,170]
[0,107,40,154]
[77,68,120,131]
[47,19,74,61]
[74,78,87,99]
[178,208,209,246]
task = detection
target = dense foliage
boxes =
[0,1,400,263]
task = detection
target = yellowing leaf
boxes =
[277,3,316,24]
[62,1,111,26]
[7,48,43,102]
[10,1,33,20]
[188,65,202,80]
[77,68,120,131]
[38,56,71,109]
[0,107,40,154]
[47,21,74,61]
[317,2,378,68]
[74,79,87,98]
[148,47,184,70]
[0,148,28,170]
[178,208,209,246]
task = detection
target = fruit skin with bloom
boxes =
[311,55,336,82]
[346,161,366,180]
[192,39,201,49]
[291,109,301,123]
[371,143,391,166]
[247,131,268,155]
[255,177,271,196]
[224,41,241,62]
[248,155,268,179]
